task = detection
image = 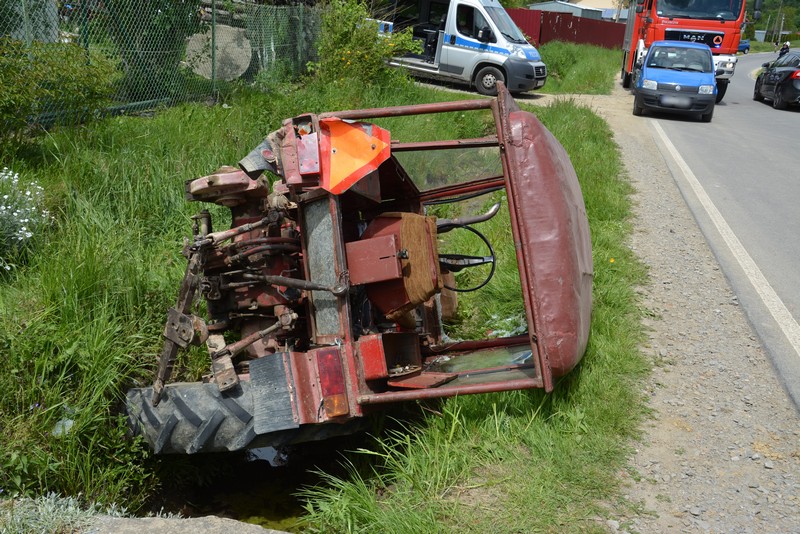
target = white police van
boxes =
[383,0,547,96]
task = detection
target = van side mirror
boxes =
[477,27,493,43]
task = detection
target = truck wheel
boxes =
[715,80,728,103]
[475,66,504,96]
[622,70,632,89]
[126,382,259,454]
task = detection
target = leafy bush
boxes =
[0,37,118,149]
[313,0,420,86]
[0,168,51,273]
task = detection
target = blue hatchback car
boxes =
[632,41,718,122]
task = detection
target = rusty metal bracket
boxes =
[151,251,204,406]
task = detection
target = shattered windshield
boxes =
[656,0,743,21]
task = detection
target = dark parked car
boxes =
[632,41,717,122]
[753,52,800,110]
[738,39,750,54]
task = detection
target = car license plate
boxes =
[661,95,691,108]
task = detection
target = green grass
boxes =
[0,42,649,532]
[539,41,622,95]
[747,39,798,54]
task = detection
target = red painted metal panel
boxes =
[387,372,456,389]
[507,8,542,45]
[345,235,402,285]
[507,9,625,49]
[358,334,390,381]
[497,89,593,383]
[288,351,321,424]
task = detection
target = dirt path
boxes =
[532,83,800,533]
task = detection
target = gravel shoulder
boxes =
[528,83,800,533]
[86,82,800,533]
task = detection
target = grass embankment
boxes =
[1,41,648,532]
[748,39,798,54]
[538,41,623,95]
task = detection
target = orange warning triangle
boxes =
[319,118,391,195]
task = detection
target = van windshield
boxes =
[485,7,528,43]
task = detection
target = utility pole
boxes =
[773,1,783,44]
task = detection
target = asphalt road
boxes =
[646,51,800,407]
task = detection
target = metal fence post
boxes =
[212,0,217,96]
[20,0,32,59]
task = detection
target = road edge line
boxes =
[650,120,800,361]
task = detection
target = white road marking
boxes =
[651,120,800,360]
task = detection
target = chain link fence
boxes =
[0,0,321,128]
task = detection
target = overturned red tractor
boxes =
[126,84,593,454]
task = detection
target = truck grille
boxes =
[664,29,724,49]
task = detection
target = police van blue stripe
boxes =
[444,34,541,61]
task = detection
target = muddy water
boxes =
[149,439,358,532]
[147,411,420,532]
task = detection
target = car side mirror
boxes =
[761,62,770,67]
[477,27,493,42]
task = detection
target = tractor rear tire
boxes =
[126,382,259,454]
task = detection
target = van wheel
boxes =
[632,96,644,116]
[475,66,504,96]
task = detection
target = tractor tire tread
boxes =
[126,383,257,454]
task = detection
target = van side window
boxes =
[455,4,492,41]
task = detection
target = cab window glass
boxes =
[455,5,490,40]
[429,1,448,27]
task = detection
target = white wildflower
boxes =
[1,167,50,272]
